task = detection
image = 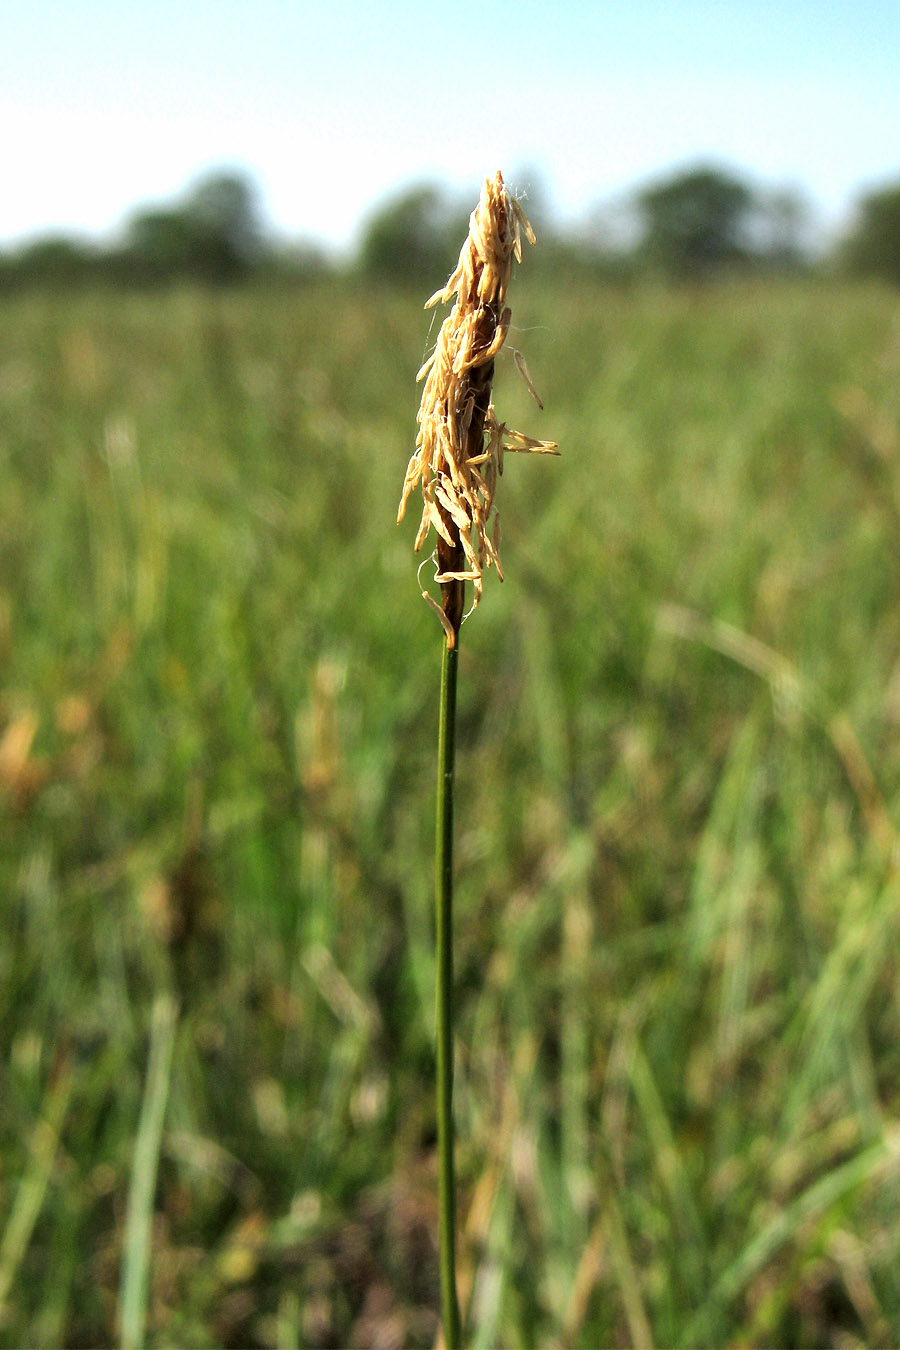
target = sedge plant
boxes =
[398,171,558,1346]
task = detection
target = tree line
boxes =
[3,165,900,290]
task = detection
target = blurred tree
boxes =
[637,166,754,278]
[2,236,98,288]
[121,208,200,282]
[185,172,263,276]
[0,169,344,290]
[357,184,465,285]
[121,170,264,283]
[842,182,900,284]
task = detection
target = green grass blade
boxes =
[118,993,179,1350]
[0,1057,73,1318]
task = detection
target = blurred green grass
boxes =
[2,277,900,1346]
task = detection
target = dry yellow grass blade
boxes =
[398,170,558,645]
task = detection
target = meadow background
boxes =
[2,234,900,1348]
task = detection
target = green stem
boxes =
[436,634,461,1347]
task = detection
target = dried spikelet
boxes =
[398,170,558,645]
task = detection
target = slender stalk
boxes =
[435,632,461,1348]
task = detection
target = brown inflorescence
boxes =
[397,170,558,646]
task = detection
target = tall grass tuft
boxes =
[398,170,558,1345]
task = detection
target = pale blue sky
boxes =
[4,0,900,250]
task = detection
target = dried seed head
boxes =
[398,170,558,645]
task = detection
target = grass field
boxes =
[2,275,900,1347]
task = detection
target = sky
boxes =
[4,0,900,253]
